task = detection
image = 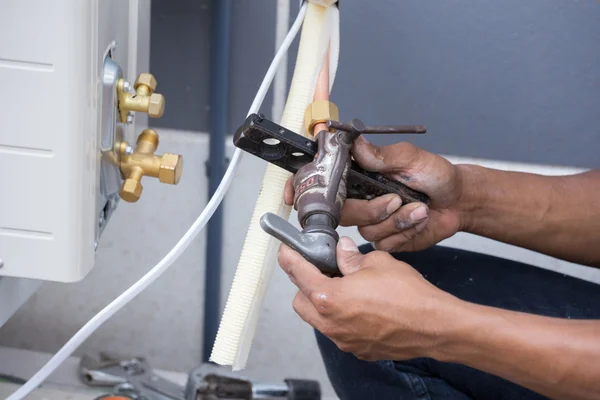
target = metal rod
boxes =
[203,0,231,363]
[327,120,426,134]
[362,125,426,134]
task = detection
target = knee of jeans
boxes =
[314,329,337,360]
[314,329,396,372]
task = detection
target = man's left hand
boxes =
[277,238,465,362]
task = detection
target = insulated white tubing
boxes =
[5,6,308,399]
[210,2,340,370]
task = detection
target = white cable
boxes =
[6,5,308,399]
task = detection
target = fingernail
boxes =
[386,195,402,216]
[339,237,359,252]
[415,218,428,233]
[410,206,428,222]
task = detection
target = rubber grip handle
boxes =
[285,378,321,400]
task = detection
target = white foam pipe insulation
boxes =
[211,0,340,370]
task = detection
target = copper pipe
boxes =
[312,46,330,136]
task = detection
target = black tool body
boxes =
[232,113,430,205]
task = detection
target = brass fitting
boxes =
[118,129,183,202]
[117,73,165,123]
[304,100,339,135]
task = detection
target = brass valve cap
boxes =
[134,73,157,92]
[159,153,183,184]
[304,100,339,135]
[121,178,143,202]
[148,93,165,118]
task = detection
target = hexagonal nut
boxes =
[158,153,183,184]
[134,73,157,92]
[120,178,143,202]
[148,93,165,118]
[304,100,339,134]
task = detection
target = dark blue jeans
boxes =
[315,244,600,400]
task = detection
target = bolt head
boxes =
[122,81,131,92]
[148,93,165,118]
[134,73,157,92]
[349,118,366,132]
[125,144,134,155]
[120,178,143,202]
[159,153,183,184]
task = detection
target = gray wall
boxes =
[149,0,278,134]
[151,0,600,167]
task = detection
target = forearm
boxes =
[436,302,600,400]
[457,165,600,267]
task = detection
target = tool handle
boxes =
[285,378,321,400]
[260,213,339,276]
[326,119,426,134]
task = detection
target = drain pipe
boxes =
[203,0,231,362]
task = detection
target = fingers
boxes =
[340,194,402,227]
[337,237,364,275]
[359,202,429,242]
[372,217,429,253]
[284,176,294,206]
[373,222,428,252]
[278,245,328,296]
[292,291,324,328]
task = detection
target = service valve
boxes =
[117,72,165,124]
[118,129,183,202]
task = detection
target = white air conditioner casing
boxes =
[0,0,136,282]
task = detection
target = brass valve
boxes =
[304,100,339,135]
[117,73,165,123]
[118,129,183,202]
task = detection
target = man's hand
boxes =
[285,136,467,252]
[278,241,600,399]
[277,236,463,361]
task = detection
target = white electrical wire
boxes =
[6,4,308,399]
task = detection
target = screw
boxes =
[122,81,131,92]
[126,112,134,125]
[125,144,134,155]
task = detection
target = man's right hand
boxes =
[284,136,469,252]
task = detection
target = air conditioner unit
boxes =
[0,0,182,283]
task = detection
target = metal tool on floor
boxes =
[80,353,184,400]
[79,353,321,400]
[233,113,428,276]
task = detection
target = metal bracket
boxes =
[97,55,126,246]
